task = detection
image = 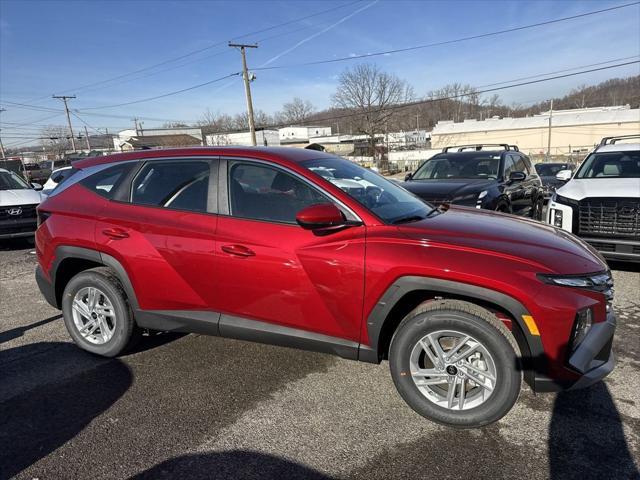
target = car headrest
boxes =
[602,163,621,176]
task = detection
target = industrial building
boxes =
[430,106,640,157]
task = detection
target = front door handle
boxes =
[221,244,255,257]
[102,228,129,240]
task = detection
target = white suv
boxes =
[547,135,640,262]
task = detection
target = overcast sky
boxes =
[1,0,639,146]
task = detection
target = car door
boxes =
[503,154,529,215]
[94,157,219,311]
[213,158,366,348]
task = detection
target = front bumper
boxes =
[0,218,37,239]
[534,309,616,392]
[582,237,640,263]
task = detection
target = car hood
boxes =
[556,178,640,201]
[400,179,494,201]
[397,206,607,274]
[0,188,42,207]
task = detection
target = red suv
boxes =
[35,147,616,428]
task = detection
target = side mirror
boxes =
[555,169,572,182]
[508,171,526,183]
[404,172,413,181]
[296,203,345,230]
[31,182,43,191]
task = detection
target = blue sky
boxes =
[0,0,639,146]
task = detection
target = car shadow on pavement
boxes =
[0,237,35,251]
[548,381,640,479]
[607,260,640,273]
[0,342,133,479]
[129,450,337,480]
[0,313,62,344]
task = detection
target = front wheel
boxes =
[389,300,521,428]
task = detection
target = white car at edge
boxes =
[547,135,640,263]
[0,168,43,240]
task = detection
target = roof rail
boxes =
[442,144,519,153]
[598,134,640,146]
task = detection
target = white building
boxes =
[279,126,332,143]
[206,129,280,147]
[431,105,640,156]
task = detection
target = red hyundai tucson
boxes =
[35,147,616,428]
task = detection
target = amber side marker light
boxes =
[522,315,540,336]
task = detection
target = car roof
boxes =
[595,143,640,153]
[72,146,336,169]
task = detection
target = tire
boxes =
[389,299,521,428]
[495,201,511,214]
[61,267,140,357]
[531,198,544,221]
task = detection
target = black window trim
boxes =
[118,156,219,215]
[217,156,362,226]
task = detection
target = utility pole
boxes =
[229,42,258,146]
[547,99,554,161]
[133,117,140,136]
[52,95,77,152]
[0,108,6,160]
[84,126,91,150]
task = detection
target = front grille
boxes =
[0,204,38,221]
[0,223,35,235]
[588,241,616,252]
[578,198,640,239]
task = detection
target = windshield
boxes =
[535,163,570,176]
[412,154,501,180]
[575,151,640,179]
[301,157,432,224]
[0,171,31,190]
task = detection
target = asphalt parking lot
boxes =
[1,238,639,480]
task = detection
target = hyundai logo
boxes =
[7,207,22,216]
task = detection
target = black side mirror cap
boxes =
[404,173,412,181]
[508,171,526,183]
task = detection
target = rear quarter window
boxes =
[80,163,135,199]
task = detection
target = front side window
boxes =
[412,154,501,180]
[131,160,210,213]
[510,155,528,174]
[0,171,30,190]
[575,151,640,179]
[301,157,432,224]
[229,162,328,223]
[503,156,517,178]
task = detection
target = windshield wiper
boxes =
[393,215,426,224]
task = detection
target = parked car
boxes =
[534,162,574,200]
[400,144,544,220]
[547,135,640,262]
[22,162,51,184]
[42,166,74,195]
[0,168,43,239]
[36,147,615,428]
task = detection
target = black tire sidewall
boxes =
[389,310,521,428]
[62,270,132,357]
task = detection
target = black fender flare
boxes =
[358,276,545,386]
[50,246,140,310]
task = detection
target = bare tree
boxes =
[332,63,413,166]
[40,125,73,158]
[280,97,315,125]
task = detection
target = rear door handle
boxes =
[102,228,129,240]
[221,244,255,257]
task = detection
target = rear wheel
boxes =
[495,201,511,214]
[389,300,521,428]
[62,267,140,357]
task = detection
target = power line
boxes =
[258,60,640,128]
[252,2,640,71]
[78,72,241,110]
[22,0,363,103]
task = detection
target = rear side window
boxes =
[81,163,134,199]
[131,160,210,213]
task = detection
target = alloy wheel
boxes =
[71,286,117,345]
[409,330,497,410]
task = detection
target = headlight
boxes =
[571,307,593,351]
[538,272,612,289]
[478,190,488,199]
[550,208,563,227]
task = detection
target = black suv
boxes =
[401,144,544,219]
